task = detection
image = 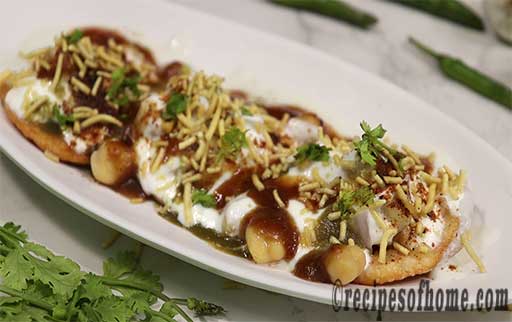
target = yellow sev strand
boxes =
[178,136,196,150]
[402,145,421,164]
[71,77,91,95]
[378,228,397,264]
[81,114,122,128]
[91,76,103,96]
[369,208,387,230]
[395,185,417,217]
[418,243,430,253]
[339,220,347,241]
[206,102,222,141]
[392,242,410,256]
[25,97,48,117]
[441,173,449,195]
[419,171,442,184]
[382,149,402,176]
[455,169,467,193]
[272,189,285,208]
[183,182,193,227]
[422,183,437,215]
[50,53,64,91]
[461,232,486,273]
[251,174,265,191]
[150,148,165,173]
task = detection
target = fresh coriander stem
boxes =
[169,298,188,305]
[167,301,194,322]
[0,244,11,254]
[0,230,19,249]
[0,226,27,243]
[66,289,80,322]
[408,37,442,60]
[98,276,163,296]
[0,284,53,311]
[148,309,176,322]
[99,277,193,322]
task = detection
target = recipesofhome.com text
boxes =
[332,279,509,312]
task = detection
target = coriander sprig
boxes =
[335,186,375,219]
[218,127,247,161]
[52,105,75,129]
[65,29,84,44]
[240,106,252,116]
[192,189,217,208]
[162,93,187,120]
[107,68,141,107]
[353,121,398,166]
[0,222,225,322]
[294,143,331,163]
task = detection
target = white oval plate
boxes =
[1,0,511,307]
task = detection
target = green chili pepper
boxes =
[409,37,511,110]
[269,0,377,29]
[387,0,484,31]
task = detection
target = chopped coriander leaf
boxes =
[354,121,398,166]
[65,29,83,44]
[115,95,130,107]
[52,105,74,128]
[108,68,126,98]
[295,143,331,163]
[353,186,375,205]
[162,93,187,120]
[123,74,141,96]
[240,106,252,116]
[107,68,141,106]
[337,190,354,216]
[2,222,27,241]
[218,127,247,160]
[192,189,217,208]
[336,186,375,219]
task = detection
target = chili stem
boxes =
[408,37,441,60]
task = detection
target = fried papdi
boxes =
[4,105,89,165]
[354,206,460,285]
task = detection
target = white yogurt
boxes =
[5,78,61,120]
[135,138,181,206]
[288,149,350,183]
[171,202,224,231]
[137,94,165,140]
[243,115,266,144]
[62,129,88,154]
[222,194,257,236]
[286,199,321,232]
[283,118,318,145]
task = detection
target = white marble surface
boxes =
[1,0,511,321]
